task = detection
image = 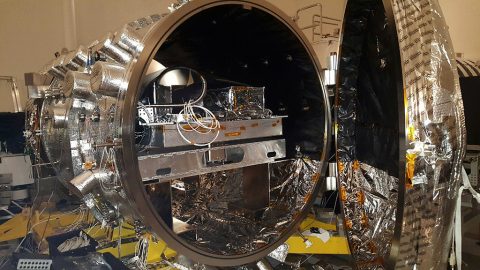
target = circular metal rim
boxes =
[121,0,332,266]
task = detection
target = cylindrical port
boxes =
[90,61,126,97]
[93,33,132,64]
[44,56,68,79]
[64,46,89,71]
[64,71,92,99]
[113,25,144,55]
[69,169,113,197]
[48,99,69,129]
[256,259,273,270]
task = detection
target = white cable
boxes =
[132,236,149,270]
[15,207,83,252]
[453,167,480,270]
[178,101,218,132]
[109,148,121,187]
[176,100,220,147]
[162,260,190,270]
[86,222,99,234]
[462,167,480,203]
[57,234,90,252]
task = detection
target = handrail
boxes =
[293,2,341,44]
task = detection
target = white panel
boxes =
[0,154,33,186]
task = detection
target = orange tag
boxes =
[361,211,369,227]
[357,191,365,204]
[338,162,345,173]
[340,186,347,201]
[352,160,360,171]
[83,161,94,170]
[345,219,353,230]
[406,152,416,189]
[225,132,241,137]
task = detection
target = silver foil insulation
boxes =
[93,33,133,65]
[393,0,466,269]
[337,0,466,269]
[336,0,403,267]
[90,62,126,97]
[338,162,398,268]
[64,71,92,99]
[204,86,271,120]
[170,158,321,255]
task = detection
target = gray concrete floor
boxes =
[461,203,480,269]
[462,231,480,267]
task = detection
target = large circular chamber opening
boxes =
[119,0,331,266]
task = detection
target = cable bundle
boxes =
[130,236,150,270]
[176,100,220,147]
[57,232,91,252]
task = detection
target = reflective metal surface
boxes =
[169,157,322,256]
[337,0,466,269]
[139,139,286,182]
[392,0,466,269]
[158,117,285,148]
[336,0,405,268]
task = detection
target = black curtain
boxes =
[459,77,480,146]
[0,112,25,154]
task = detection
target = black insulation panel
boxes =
[459,77,480,146]
[0,112,25,154]
[337,0,401,177]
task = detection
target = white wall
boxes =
[438,0,480,60]
[0,0,66,112]
[0,0,310,112]
[0,0,180,112]
[74,0,171,46]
